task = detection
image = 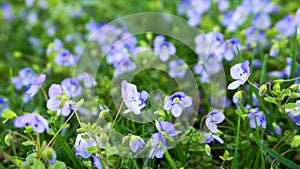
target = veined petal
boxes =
[227,80,242,90]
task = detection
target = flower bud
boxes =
[259,84,267,96]
[290,135,300,148]
[43,147,57,164]
[4,133,13,146]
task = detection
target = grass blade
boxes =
[56,134,84,169]
[231,114,241,169]
[249,133,300,169]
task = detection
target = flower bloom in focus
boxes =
[205,109,225,133]
[163,91,192,117]
[46,84,76,116]
[121,80,149,115]
[228,60,250,90]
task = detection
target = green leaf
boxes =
[32,160,45,169]
[49,161,67,169]
[250,133,300,169]
[2,109,17,119]
[26,153,36,165]
[76,98,85,108]
[285,103,297,109]
[264,97,276,104]
[56,134,84,169]
[22,141,36,146]
[86,146,98,154]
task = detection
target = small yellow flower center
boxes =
[137,100,142,105]
[173,97,180,102]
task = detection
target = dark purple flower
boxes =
[154,35,176,61]
[163,91,192,117]
[205,109,225,133]
[14,113,49,133]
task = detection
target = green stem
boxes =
[231,114,241,169]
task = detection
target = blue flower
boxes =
[252,13,271,29]
[0,97,8,115]
[23,73,46,102]
[77,72,97,88]
[114,57,136,77]
[205,109,225,133]
[1,2,13,20]
[14,113,49,133]
[272,122,282,135]
[275,15,295,37]
[168,59,187,78]
[222,5,251,32]
[187,9,202,26]
[149,132,167,159]
[202,132,224,144]
[163,91,192,117]
[154,35,176,61]
[228,60,250,90]
[46,38,63,54]
[92,155,104,169]
[128,135,145,153]
[44,148,57,164]
[54,49,78,66]
[155,120,181,137]
[219,38,241,61]
[106,43,130,68]
[269,43,279,57]
[195,32,223,58]
[46,84,76,116]
[121,81,149,115]
[248,108,266,129]
[244,26,266,46]
[12,68,36,89]
[74,133,98,158]
[218,0,229,13]
[193,62,210,83]
[61,77,82,98]
[286,100,300,126]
